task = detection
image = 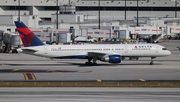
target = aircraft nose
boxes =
[167,50,171,55]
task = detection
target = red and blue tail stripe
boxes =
[14,21,45,47]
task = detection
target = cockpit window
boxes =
[162,48,167,50]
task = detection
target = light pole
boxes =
[18,0,20,21]
[98,0,100,29]
[137,0,139,26]
[125,0,126,20]
[175,0,177,18]
[56,0,59,29]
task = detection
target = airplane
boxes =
[14,21,171,65]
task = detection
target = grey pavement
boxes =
[0,87,180,102]
[0,40,180,81]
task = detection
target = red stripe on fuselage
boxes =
[17,28,35,47]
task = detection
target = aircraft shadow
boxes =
[3,64,66,66]
[0,69,81,73]
[57,62,163,67]
[3,62,162,67]
[3,63,118,67]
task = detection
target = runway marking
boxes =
[30,73,36,80]
[23,73,28,80]
[139,78,146,82]
[97,79,102,82]
[23,73,36,80]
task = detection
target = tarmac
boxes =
[0,40,180,81]
[0,87,180,102]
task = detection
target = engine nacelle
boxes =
[100,55,122,63]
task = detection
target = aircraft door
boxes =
[124,46,128,53]
[44,47,48,54]
[155,47,158,53]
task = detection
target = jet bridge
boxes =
[151,34,164,43]
[133,26,165,43]
[137,34,164,43]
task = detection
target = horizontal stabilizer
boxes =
[21,49,38,52]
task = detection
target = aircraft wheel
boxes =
[92,63,97,66]
[85,62,89,65]
[85,62,93,65]
[129,57,132,60]
[150,62,154,65]
[136,57,139,60]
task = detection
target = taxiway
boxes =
[0,87,180,102]
[0,40,180,81]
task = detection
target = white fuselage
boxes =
[21,43,171,58]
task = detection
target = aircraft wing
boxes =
[87,52,121,57]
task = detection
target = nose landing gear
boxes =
[150,57,156,65]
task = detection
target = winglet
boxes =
[14,21,45,47]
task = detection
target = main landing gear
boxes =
[85,57,97,66]
[150,57,156,65]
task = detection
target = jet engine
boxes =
[100,55,122,63]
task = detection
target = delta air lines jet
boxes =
[14,21,171,65]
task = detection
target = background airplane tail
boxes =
[14,21,45,47]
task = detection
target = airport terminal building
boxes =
[0,0,180,21]
[1,0,180,47]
